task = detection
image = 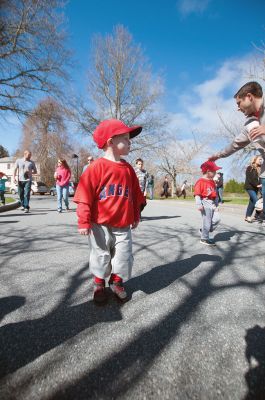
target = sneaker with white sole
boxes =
[24,209,29,213]
[200,239,216,246]
[109,280,128,302]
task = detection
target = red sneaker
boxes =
[93,282,107,305]
[109,280,128,302]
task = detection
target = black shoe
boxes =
[258,212,265,221]
[200,239,216,246]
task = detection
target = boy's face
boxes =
[206,170,216,179]
[111,133,131,155]
[136,161,144,170]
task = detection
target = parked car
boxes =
[49,181,76,197]
[8,183,18,195]
[8,181,48,195]
[31,181,48,195]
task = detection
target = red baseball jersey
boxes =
[74,158,145,229]
[194,178,217,199]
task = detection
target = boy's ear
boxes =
[106,137,113,146]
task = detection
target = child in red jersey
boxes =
[194,161,222,246]
[73,119,146,304]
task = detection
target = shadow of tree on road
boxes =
[244,325,265,400]
[1,217,265,399]
[0,296,25,323]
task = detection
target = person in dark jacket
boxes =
[215,172,224,203]
[161,176,170,198]
[244,155,262,222]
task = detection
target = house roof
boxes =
[0,157,16,163]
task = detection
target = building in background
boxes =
[0,157,41,189]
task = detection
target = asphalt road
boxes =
[0,196,265,400]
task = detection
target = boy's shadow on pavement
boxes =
[127,254,222,296]
[0,256,221,380]
[141,215,181,221]
[244,325,265,400]
[0,292,123,379]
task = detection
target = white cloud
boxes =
[177,0,211,16]
[167,54,260,136]
[164,53,263,179]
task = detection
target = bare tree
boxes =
[0,144,9,157]
[21,98,73,185]
[157,134,207,196]
[75,25,166,150]
[0,0,70,116]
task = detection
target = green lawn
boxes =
[4,197,16,204]
[151,194,249,205]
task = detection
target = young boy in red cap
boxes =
[74,119,146,304]
[194,161,222,246]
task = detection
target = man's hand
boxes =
[197,205,204,211]
[14,177,17,184]
[249,125,265,140]
[78,228,90,235]
[131,221,139,229]
[208,155,219,161]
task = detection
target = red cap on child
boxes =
[200,161,222,173]
[93,119,142,149]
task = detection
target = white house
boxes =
[0,157,41,189]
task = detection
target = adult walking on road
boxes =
[161,176,170,198]
[82,155,94,173]
[13,150,37,213]
[54,159,71,213]
[244,155,262,223]
[178,180,188,199]
[134,158,148,195]
[146,174,155,200]
[209,81,265,220]
[214,173,224,204]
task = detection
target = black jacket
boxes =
[244,166,260,191]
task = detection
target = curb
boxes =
[0,200,21,213]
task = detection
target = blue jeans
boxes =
[56,184,69,211]
[18,180,32,209]
[217,187,223,203]
[246,190,258,217]
[261,178,265,214]
[147,185,154,200]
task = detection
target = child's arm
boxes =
[77,202,91,235]
[195,195,203,211]
[194,180,203,210]
[74,165,97,234]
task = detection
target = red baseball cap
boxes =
[93,119,142,149]
[200,161,222,173]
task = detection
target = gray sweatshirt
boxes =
[212,98,265,178]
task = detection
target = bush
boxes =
[224,179,245,193]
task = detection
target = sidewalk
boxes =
[0,200,20,213]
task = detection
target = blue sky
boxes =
[1,0,265,177]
